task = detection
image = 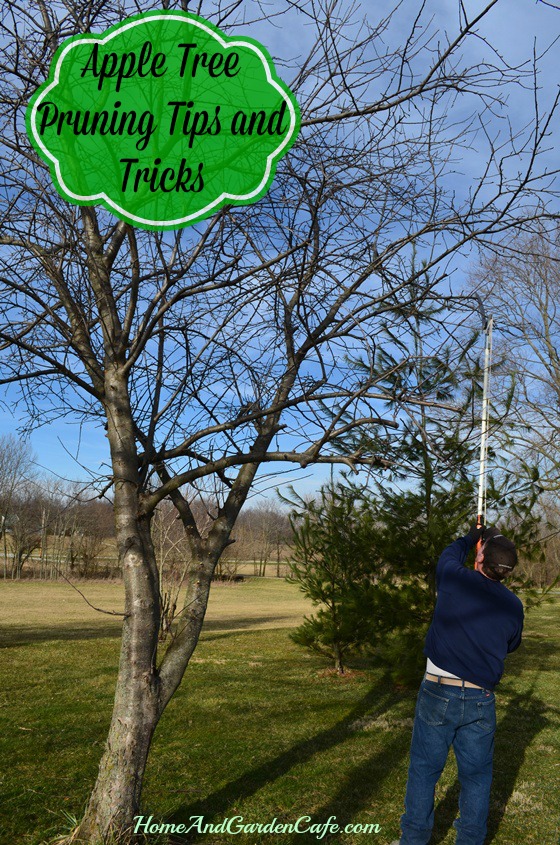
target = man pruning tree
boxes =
[391,523,524,845]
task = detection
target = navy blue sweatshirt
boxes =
[423,535,524,690]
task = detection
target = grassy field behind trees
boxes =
[1,577,558,845]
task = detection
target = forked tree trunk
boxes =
[69,360,262,842]
[72,545,219,844]
[71,369,164,843]
[70,517,221,840]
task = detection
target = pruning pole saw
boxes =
[474,295,493,544]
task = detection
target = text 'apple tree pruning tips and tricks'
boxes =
[26,10,301,230]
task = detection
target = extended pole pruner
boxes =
[474,294,493,534]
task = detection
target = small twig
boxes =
[53,564,129,617]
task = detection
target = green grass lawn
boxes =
[0,579,559,845]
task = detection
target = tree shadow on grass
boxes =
[166,675,409,843]
[0,615,294,647]
[430,685,549,844]
[0,621,124,646]
[202,615,294,632]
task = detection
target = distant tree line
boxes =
[0,434,293,582]
[0,436,116,579]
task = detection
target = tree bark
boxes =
[72,371,162,843]
[334,645,345,675]
[72,665,160,842]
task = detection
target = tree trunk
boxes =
[70,364,225,843]
[69,350,264,842]
[334,645,345,675]
[71,550,222,843]
[72,549,220,843]
[72,654,160,842]
[72,369,163,843]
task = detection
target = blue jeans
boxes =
[400,678,496,845]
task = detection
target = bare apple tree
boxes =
[1,0,559,841]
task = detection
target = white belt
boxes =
[425,672,484,689]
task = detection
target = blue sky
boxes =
[2,0,559,500]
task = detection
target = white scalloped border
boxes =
[29,13,299,228]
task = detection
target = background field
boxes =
[0,578,559,845]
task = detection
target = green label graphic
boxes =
[26,10,300,230]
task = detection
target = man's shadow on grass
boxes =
[167,673,410,842]
[282,721,411,845]
[430,685,550,845]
